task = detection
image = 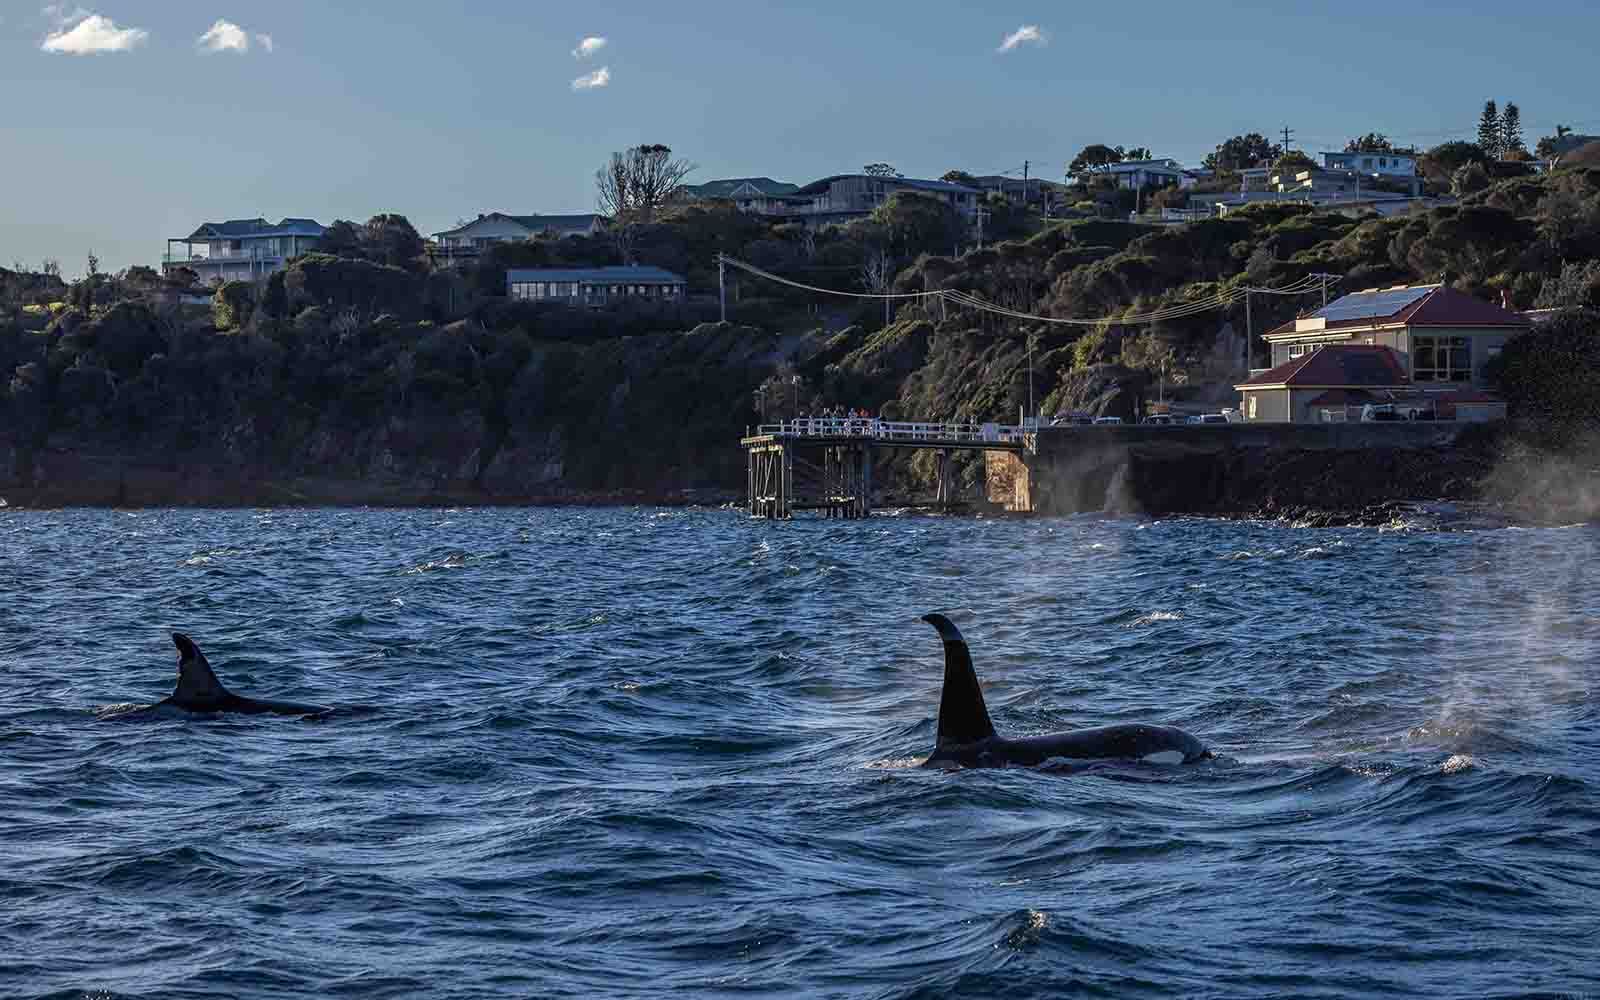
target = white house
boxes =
[428,212,606,268]
[1321,151,1417,178]
[163,218,326,284]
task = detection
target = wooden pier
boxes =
[740,419,1033,519]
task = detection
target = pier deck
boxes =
[740,419,1034,519]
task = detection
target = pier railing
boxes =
[756,419,1032,444]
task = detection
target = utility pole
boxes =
[1281,126,1295,155]
[718,254,727,323]
[1244,290,1253,377]
[1023,159,1030,206]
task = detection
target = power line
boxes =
[718,253,1339,327]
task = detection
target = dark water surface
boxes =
[2,508,1597,999]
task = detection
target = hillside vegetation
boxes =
[3,168,1599,503]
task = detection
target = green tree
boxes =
[1501,102,1525,155]
[1274,150,1317,173]
[863,163,902,177]
[1485,308,1600,421]
[941,170,979,186]
[318,220,364,259]
[362,214,425,270]
[212,280,256,330]
[1123,147,1153,162]
[261,270,290,327]
[1478,100,1502,158]
[1345,133,1394,153]
[1418,141,1490,186]
[866,192,963,259]
[1068,144,1124,176]
[1203,134,1279,172]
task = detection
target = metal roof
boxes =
[1266,284,1531,338]
[432,213,603,239]
[793,174,981,196]
[1236,345,1410,389]
[506,266,686,284]
[683,178,800,198]
[182,217,326,241]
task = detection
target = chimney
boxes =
[1500,289,1512,310]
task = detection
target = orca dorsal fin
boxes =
[922,613,997,749]
[171,633,230,705]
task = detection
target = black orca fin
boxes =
[922,613,997,750]
[171,633,231,705]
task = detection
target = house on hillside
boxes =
[1081,159,1188,190]
[1235,345,1412,422]
[1235,345,1507,423]
[726,174,982,228]
[1261,284,1529,385]
[506,266,686,307]
[428,212,606,268]
[1321,151,1417,178]
[163,218,326,284]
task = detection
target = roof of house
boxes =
[794,174,981,196]
[683,178,800,199]
[1265,284,1532,339]
[182,217,325,241]
[1237,344,1411,389]
[506,266,686,284]
[432,212,603,239]
[507,214,604,231]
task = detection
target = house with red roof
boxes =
[1235,344,1414,422]
[1261,283,1530,388]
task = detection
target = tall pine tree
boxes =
[1478,100,1503,159]
[1501,102,1526,155]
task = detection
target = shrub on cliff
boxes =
[1486,309,1600,422]
[283,254,419,319]
[213,281,256,331]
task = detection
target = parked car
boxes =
[1093,416,1124,426]
[1361,404,1402,422]
[1186,414,1229,425]
[1143,414,1175,426]
[1051,412,1094,426]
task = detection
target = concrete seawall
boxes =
[986,423,1498,516]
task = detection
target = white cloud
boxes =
[571,66,611,91]
[198,19,252,53]
[997,25,1046,53]
[573,35,607,60]
[256,33,274,53]
[41,12,148,54]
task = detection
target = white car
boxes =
[1092,416,1124,426]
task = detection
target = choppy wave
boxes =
[0,508,1596,998]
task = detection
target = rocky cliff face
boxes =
[985,422,1597,524]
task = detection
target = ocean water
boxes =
[1,507,1597,999]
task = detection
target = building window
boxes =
[1248,395,1258,419]
[1288,343,1321,359]
[1413,335,1472,382]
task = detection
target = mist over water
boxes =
[1,508,1596,999]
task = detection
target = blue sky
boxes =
[3,0,1598,275]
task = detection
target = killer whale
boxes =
[104,634,330,719]
[920,613,1209,768]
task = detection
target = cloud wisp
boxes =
[198,19,271,54]
[572,66,611,91]
[997,25,1046,53]
[41,12,149,54]
[573,36,607,60]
